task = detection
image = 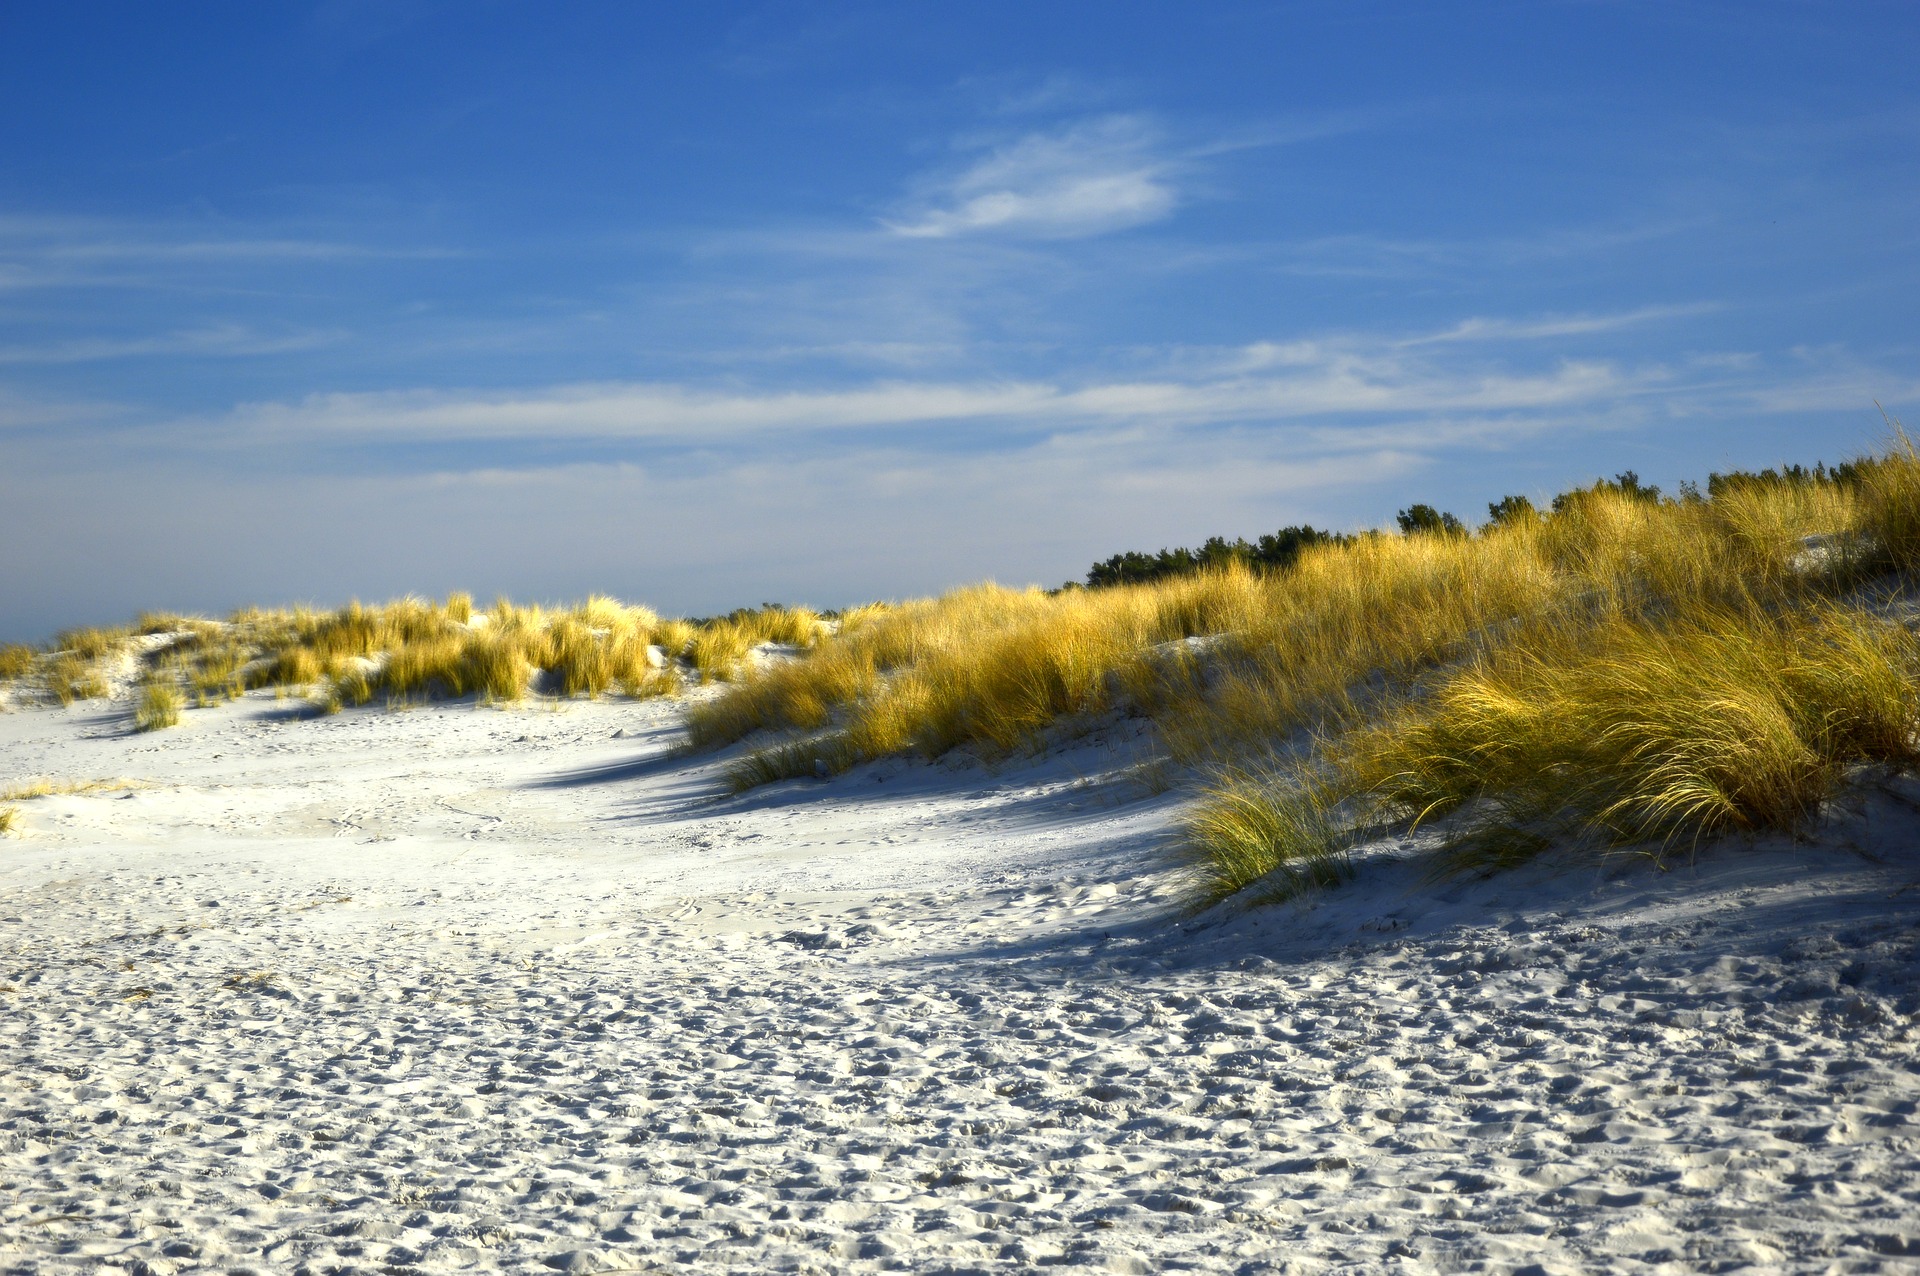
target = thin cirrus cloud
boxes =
[0,324,341,365]
[0,212,455,294]
[883,115,1178,240]
[216,342,1645,450]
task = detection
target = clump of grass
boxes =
[47,655,109,705]
[0,645,35,680]
[0,806,18,835]
[2,778,149,801]
[652,617,696,660]
[686,574,1265,762]
[1189,602,1920,897]
[1853,430,1920,572]
[55,626,126,660]
[1183,765,1354,906]
[135,681,183,732]
[463,631,532,701]
[548,617,615,697]
[688,438,1920,910]
[1348,606,1920,860]
[684,605,827,683]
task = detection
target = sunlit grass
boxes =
[0,644,35,680]
[7,589,806,716]
[2,777,151,801]
[692,439,1920,907]
[1182,764,1353,905]
[135,681,183,732]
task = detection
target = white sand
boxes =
[2,690,1918,1274]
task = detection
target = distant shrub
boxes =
[1395,504,1466,537]
[1552,469,1662,514]
[1086,525,1348,588]
[1483,494,1538,530]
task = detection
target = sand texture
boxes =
[3,692,1919,1273]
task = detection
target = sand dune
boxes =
[2,691,1918,1273]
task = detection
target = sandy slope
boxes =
[1,690,1918,1274]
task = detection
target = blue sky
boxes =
[3,2,1917,640]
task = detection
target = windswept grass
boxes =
[0,644,35,680]
[55,626,127,660]
[135,681,184,731]
[693,573,1264,780]
[686,606,828,682]
[2,777,152,802]
[47,655,109,705]
[12,590,810,717]
[1182,764,1353,904]
[1349,606,1920,854]
[0,806,17,835]
[692,438,1920,907]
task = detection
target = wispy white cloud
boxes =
[0,211,454,292]
[218,355,1641,447]
[3,310,1884,461]
[1398,303,1723,346]
[884,115,1177,240]
[0,324,341,365]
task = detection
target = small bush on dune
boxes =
[265,646,325,687]
[0,805,18,835]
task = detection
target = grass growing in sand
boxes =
[12,439,1918,911]
[135,681,183,732]
[692,439,1920,904]
[2,778,152,801]
[0,806,17,835]
[0,645,34,680]
[3,590,831,719]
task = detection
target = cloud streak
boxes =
[0,324,341,365]
[885,115,1177,240]
[221,360,1636,447]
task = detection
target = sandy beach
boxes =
[0,688,1915,1274]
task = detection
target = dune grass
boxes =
[0,806,16,835]
[135,681,183,732]
[691,573,1266,790]
[0,644,35,680]
[2,778,150,801]
[691,439,1920,903]
[1343,606,1920,855]
[15,591,822,718]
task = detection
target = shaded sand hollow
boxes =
[2,689,1918,1274]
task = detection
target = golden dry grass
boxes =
[14,590,793,716]
[0,806,17,835]
[0,644,35,680]
[690,440,1920,906]
[2,778,151,801]
[135,681,183,732]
